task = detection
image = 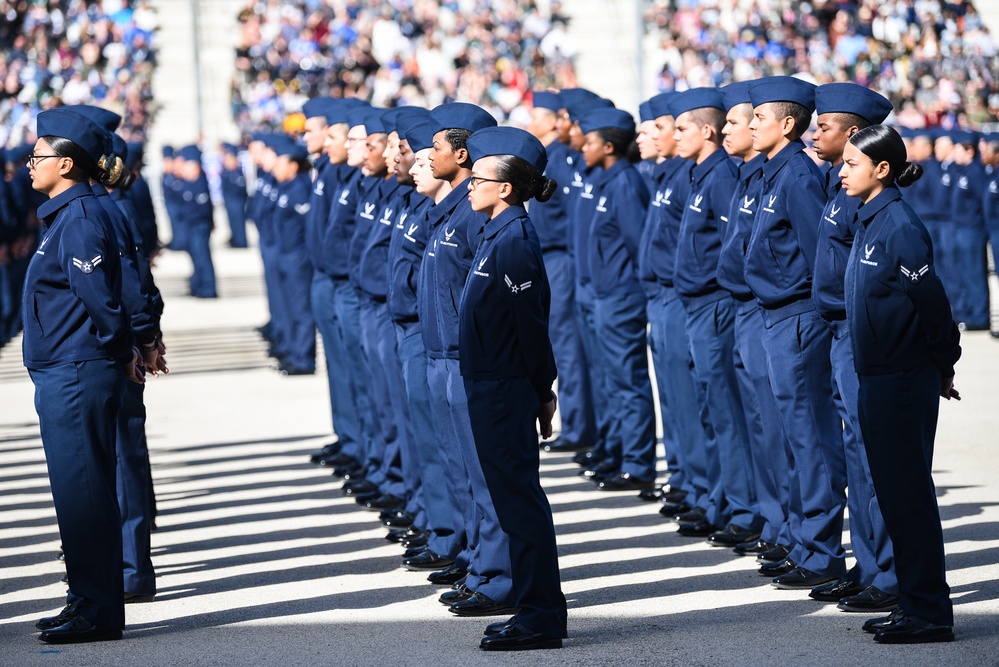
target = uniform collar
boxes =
[90,182,110,197]
[37,182,93,221]
[857,186,901,225]
[825,163,843,195]
[761,139,805,183]
[428,176,472,226]
[739,152,766,181]
[689,148,729,187]
[483,205,527,240]
[594,159,628,187]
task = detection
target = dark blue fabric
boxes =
[812,169,861,320]
[717,153,765,300]
[220,164,249,248]
[358,177,407,300]
[320,168,364,279]
[116,378,155,596]
[388,193,433,323]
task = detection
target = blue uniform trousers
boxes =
[543,250,595,446]
[426,358,513,602]
[949,226,989,328]
[685,296,758,530]
[330,280,376,475]
[276,252,316,372]
[762,309,846,577]
[396,325,462,559]
[0,263,19,345]
[732,300,789,546]
[573,283,611,460]
[858,366,952,627]
[466,376,568,639]
[645,288,682,484]
[260,237,288,355]
[660,296,713,507]
[186,222,216,298]
[30,359,126,630]
[593,289,657,481]
[116,377,156,596]
[225,199,248,248]
[310,274,362,462]
[358,298,405,499]
[828,320,898,593]
[168,208,188,251]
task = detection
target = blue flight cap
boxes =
[61,104,122,133]
[382,106,428,134]
[669,87,726,118]
[647,92,676,119]
[347,106,387,134]
[177,145,202,163]
[221,142,240,154]
[950,129,979,146]
[467,126,548,174]
[271,137,309,160]
[566,96,615,123]
[325,98,367,125]
[815,83,893,124]
[7,143,32,165]
[427,102,497,136]
[721,81,752,111]
[639,101,654,123]
[559,88,600,109]
[749,76,817,112]
[532,91,562,112]
[126,141,144,166]
[249,131,270,144]
[403,121,434,153]
[397,113,430,143]
[579,108,635,135]
[910,128,933,140]
[36,108,108,164]
[302,97,338,120]
[162,145,175,158]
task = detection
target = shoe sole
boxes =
[772,579,837,590]
[838,602,899,613]
[480,638,562,650]
[450,607,520,617]
[39,630,122,644]
[405,562,455,572]
[873,630,954,644]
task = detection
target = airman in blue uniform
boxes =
[219,142,249,248]
[744,77,846,589]
[175,145,217,298]
[808,83,899,612]
[946,130,989,330]
[840,125,960,644]
[461,125,566,651]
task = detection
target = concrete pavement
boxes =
[1,240,998,666]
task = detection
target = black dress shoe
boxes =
[351,489,382,504]
[674,506,707,523]
[677,519,720,537]
[439,584,474,605]
[659,484,687,505]
[309,441,341,464]
[449,592,518,617]
[333,463,365,480]
[427,565,467,586]
[838,586,899,612]
[756,543,792,563]
[401,535,428,550]
[363,494,404,511]
[572,449,599,466]
[38,616,122,644]
[809,576,865,602]
[402,545,427,559]
[597,472,655,492]
[862,607,905,633]
[771,567,837,590]
[733,539,774,557]
[873,614,954,644]
[385,528,408,543]
[479,622,562,651]
[637,488,660,502]
[280,365,315,376]
[381,510,415,528]
[580,460,618,479]
[343,479,378,496]
[706,524,761,547]
[541,438,590,453]
[318,452,356,468]
[35,603,79,631]
[484,616,517,636]
[124,593,155,603]
[404,550,454,571]
[659,501,692,519]
[758,557,796,576]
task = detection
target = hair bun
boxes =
[97,153,125,186]
[535,176,557,203]
[896,161,923,188]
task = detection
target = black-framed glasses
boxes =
[469,175,506,188]
[26,153,64,168]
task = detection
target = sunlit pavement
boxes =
[2,240,997,666]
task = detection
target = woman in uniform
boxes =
[459,126,567,651]
[840,124,961,644]
[23,108,143,643]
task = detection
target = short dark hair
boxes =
[42,135,95,182]
[823,112,871,132]
[443,128,471,153]
[769,101,813,139]
[688,107,727,138]
[594,127,635,157]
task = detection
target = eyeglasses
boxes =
[26,153,64,168]
[469,175,506,188]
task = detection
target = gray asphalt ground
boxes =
[1,240,997,666]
